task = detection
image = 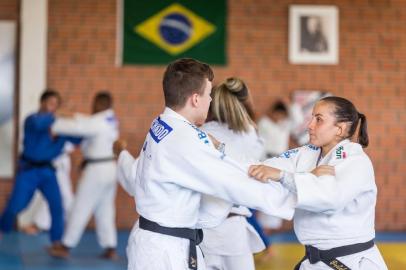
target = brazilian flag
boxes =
[121,0,226,65]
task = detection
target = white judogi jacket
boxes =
[135,107,295,229]
[52,109,119,159]
[264,139,387,269]
[199,121,265,257]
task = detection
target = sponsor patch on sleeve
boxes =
[149,117,173,143]
[188,123,210,145]
[307,144,319,151]
[278,148,299,158]
[106,115,119,128]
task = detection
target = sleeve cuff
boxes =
[280,171,297,193]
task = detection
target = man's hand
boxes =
[248,165,282,183]
[113,139,127,159]
[311,165,335,177]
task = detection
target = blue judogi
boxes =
[0,112,80,242]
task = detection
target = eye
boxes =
[316,117,322,122]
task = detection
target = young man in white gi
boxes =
[116,58,297,270]
[48,91,119,260]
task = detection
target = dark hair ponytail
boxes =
[357,112,369,147]
[320,96,369,148]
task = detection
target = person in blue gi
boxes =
[0,90,80,248]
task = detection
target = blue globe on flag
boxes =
[159,13,192,45]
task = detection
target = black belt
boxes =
[80,157,115,169]
[294,239,375,270]
[20,155,55,170]
[227,213,242,218]
[139,216,203,270]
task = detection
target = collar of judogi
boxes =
[162,107,191,124]
[318,139,350,165]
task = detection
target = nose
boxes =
[307,118,315,131]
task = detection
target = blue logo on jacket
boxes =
[188,123,210,144]
[279,149,299,158]
[307,144,319,151]
[149,117,173,143]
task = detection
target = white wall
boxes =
[0,21,16,177]
[19,0,48,130]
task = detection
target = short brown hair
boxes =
[40,89,61,104]
[94,91,113,109]
[163,58,214,109]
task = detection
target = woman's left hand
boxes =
[248,165,281,183]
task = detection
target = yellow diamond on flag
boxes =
[135,3,216,55]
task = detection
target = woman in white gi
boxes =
[249,96,388,270]
[200,77,265,270]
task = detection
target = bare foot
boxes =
[47,242,70,259]
[100,248,119,260]
[20,224,40,235]
[258,246,277,263]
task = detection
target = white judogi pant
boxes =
[201,216,263,270]
[127,222,206,270]
[204,253,255,270]
[63,161,117,248]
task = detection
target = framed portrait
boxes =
[289,5,339,65]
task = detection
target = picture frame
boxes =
[289,5,339,65]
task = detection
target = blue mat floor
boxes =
[1,230,405,270]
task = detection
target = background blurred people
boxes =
[0,90,79,246]
[257,98,303,159]
[252,97,304,248]
[18,142,76,234]
[47,91,119,260]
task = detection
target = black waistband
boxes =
[139,216,203,270]
[294,239,375,270]
[227,213,243,218]
[80,157,115,169]
[20,155,55,170]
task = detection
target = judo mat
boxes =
[255,232,406,270]
[0,231,405,270]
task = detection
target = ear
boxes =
[336,122,347,136]
[191,93,199,108]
